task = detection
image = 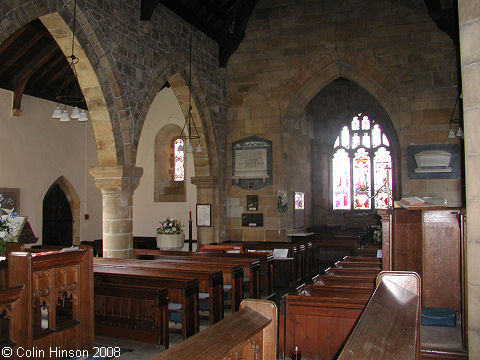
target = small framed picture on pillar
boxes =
[196,204,211,227]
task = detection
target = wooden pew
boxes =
[337,271,421,359]
[325,267,381,278]
[150,299,278,360]
[224,241,306,283]
[133,249,258,302]
[279,291,369,359]
[177,247,275,298]
[129,255,244,312]
[296,284,373,301]
[334,260,382,269]
[93,268,200,339]
[0,285,25,353]
[8,249,94,357]
[94,282,169,348]
[312,274,377,290]
[0,258,7,289]
[343,255,381,263]
[94,258,224,324]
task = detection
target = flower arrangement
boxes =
[0,193,20,255]
[157,218,183,235]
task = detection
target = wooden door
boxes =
[43,183,73,247]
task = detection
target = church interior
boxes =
[0,0,478,359]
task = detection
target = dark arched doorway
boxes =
[42,183,73,246]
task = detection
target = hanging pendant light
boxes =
[178,25,201,152]
[448,128,456,139]
[456,126,464,138]
[78,109,88,122]
[60,108,71,122]
[71,106,80,119]
[52,0,89,122]
[52,105,62,119]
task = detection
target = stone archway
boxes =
[279,54,403,227]
[134,53,222,243]
[281,51,401,129]
[0,3,142,258]
[39,12,119,167]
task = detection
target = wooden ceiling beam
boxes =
[29,52,65,90]
[0,32,43,78]
[12,43,57,116]
[0,27,26,53]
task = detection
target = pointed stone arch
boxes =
[281,50,402,132]
[134,52,221,242]
[0,0,133,166]
[135,52,218,178]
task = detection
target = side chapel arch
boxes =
[134,53,222,242]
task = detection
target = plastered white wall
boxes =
[134,88,197,239]
[0,88,102,244]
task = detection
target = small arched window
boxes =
[332,113,393,210]
[173,138,184,182]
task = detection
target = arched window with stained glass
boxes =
[332,113,392,210]
[173,138,184,182]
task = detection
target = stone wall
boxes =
[226,0,461,240]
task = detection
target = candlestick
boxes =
[189,210,192,220]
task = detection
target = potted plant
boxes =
[156,217,184,250]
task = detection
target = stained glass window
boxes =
[332,113,392,210]
[353,148,371,209]
[173,138,184,182]
[372,124,381,148]
[332,148,351,209]
[373,147,392,209]
[341,126,350,149]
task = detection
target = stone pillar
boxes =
[191,176,219,244]
[90,165,143,258]
[459,0,480,355]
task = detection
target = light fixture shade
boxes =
[187,143,194,153]
[196,144,202,152]
[456,127,464,138]
[71,106,80,119]
[448,128,456,139]
[78,109,88,122]
[60,109,71,122]
[52,105,62,119]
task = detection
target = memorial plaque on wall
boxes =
[232,136,272,190]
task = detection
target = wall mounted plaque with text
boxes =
[232,136,272,190]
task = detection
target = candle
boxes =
[189,210,192,220]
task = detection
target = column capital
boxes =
[190,176,218,189]
[90,165,143,193]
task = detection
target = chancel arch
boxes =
[306,78,401,226]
